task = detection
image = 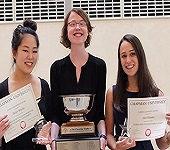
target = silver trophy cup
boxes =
[62,94,95,122]
[60,94,95,136]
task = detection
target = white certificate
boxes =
[127,96,168,141]
[0,84,42,142]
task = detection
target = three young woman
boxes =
[0,11,170,150]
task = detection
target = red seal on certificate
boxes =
[145,128,151,136]
[20,121,26,129]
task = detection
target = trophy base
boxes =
[61,121,95,136]
[56,136,100,150]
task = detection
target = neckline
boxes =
[68,53,90,68]
[126,90,138,94]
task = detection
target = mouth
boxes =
[25,62,33,66]
[73,33,83,37]
[126,64,134,69]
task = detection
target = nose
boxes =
[75,24,81,30]
[28,51,33,59]
[126,55,131,63]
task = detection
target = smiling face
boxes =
[67,12,88,48]
[13,34,38,74]
[120,40,139,78]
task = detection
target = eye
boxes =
[121,54,127,58]
[130,52,136,56]
[68,21,76,27]
[33,50,38,53]
[23,50,28,52]
[33,48,38,53]
[79,21,86,27]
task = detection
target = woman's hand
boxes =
[0,115,10,139]
[115,137,136,150]
[36,121,52,145]
[50,140,56,150]
[100,137,107,150]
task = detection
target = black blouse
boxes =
[0,78,51,150]
[50,53,106,128]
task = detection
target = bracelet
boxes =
[50,139,56,146]
[52,139,56,143]
[99,134,107,140]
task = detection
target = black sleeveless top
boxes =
[0,78,52,150]
[113,85,154,150]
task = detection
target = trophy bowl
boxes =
[61,94,95,122]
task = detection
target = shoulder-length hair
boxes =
[60,8,93,49]
[114,34,158,111]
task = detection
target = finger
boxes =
[165,117,170,125]
[0,121,10,134]
[118,138,133,149]
[116,140,126,148]
[165,115,170,119]
[166,121,170,126]
[166,112,170,116]
[37,140,51,145]
[126,139,136,148]
[0,114,8,121]
[0,120,10,129]
[0,126,9,138]
[3,122,10,131]
[0,115,9,126]
[100,144,105,150]
[51,141,56,150]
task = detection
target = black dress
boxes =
[50,54,106,131]
[0,78,52,150]
[113,85,154,150]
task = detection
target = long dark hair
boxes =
[60,8,93,49]
[114,34,158,111]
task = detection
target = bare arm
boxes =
[105,87,136,150]
[97,120,107,150]
[105,87,117,149]
[50,122,60,150]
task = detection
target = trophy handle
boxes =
[87,94,95,111]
